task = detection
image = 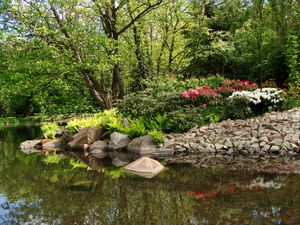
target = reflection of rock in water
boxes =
[67,151,108,171]
[109,151,138,167]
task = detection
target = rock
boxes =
[42,139,62,150]
[251,143,259,149]
[89,140,108,159]
[259,136,269,143]
[124,157,164,178]
[152,148,175,158]
[215,143,224,150]
[90,149,108,159]
[108,132,130,150]
[62,131,74,143]
[19,140,42,154]
[110,152,132,167]
[224,138,233,148]
[67,127,103,151]
[120,118,130,127]
[250,137,259,144]
[54,130,65,138]
[259,141,267,147]
[261,144,270,152]
[270,139,283,146]
[270,145,280,153]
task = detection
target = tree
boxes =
[2,0,162,109]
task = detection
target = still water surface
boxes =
[0,126,300,225]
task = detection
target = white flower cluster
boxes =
[229,88,284,105]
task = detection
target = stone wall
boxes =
[158,108,300,174]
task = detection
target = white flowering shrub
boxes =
[228,88,285,114]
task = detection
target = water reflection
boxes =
[0,126,300,224]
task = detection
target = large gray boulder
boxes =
[19,140,41,154]
[89,140,108,159]
[124,157,164,178]
[67,127,103,151]
[127,135,157,156]
[108,132,130,151]
[42,139,62,150]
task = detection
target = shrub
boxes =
[181,79,258,106]
[167,107,204,132]
[144,75,226,94]
[41,122,61,139]
[229,88,285,115]
[117,92,186,118]
[221,97,253,120]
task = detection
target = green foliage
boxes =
[148,130,165,144]
[65,117,101,134]
[43,153,67,165]
[144,75,226,94]
[283,86,300,110]
[69,159,91,170]
[285,34,300,87]
[41,122,60,139]
[101,166,126,179]
[96,108,121,128]
[167,107,204,132]
[201,108,222,123]
[118,92,185,118]
[222,97,253,120]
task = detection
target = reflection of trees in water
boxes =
[0,127,300,224]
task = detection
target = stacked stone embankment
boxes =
[158,108,300,174]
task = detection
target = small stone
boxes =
[215,143,224,150]
[270,139,283,146]
[261,144,270,152]
[250,137,259,144]
[259,136,269,143]
[251,143,259,149]
[270,145,280,153]
[259,141,266,147]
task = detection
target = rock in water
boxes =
[42,139,62,150]
[124,157,164,178]
[67,127,103,150]
[127,135,157,156]
[108,132,130,150]
[89,140,108,159]
[19,140,41,154]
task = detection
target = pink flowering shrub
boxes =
[181,79,258,106]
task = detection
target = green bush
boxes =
[117,92,187,118]
[144,75,226,94]
[167,107,204,132]
[221,97,253,120]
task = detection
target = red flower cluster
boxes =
[181,79,257,106]
[222,80,257,90]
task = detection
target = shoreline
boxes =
[157,108,300,174]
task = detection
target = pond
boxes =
[0,126,300,225]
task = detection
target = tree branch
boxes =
[116,0,162,36]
